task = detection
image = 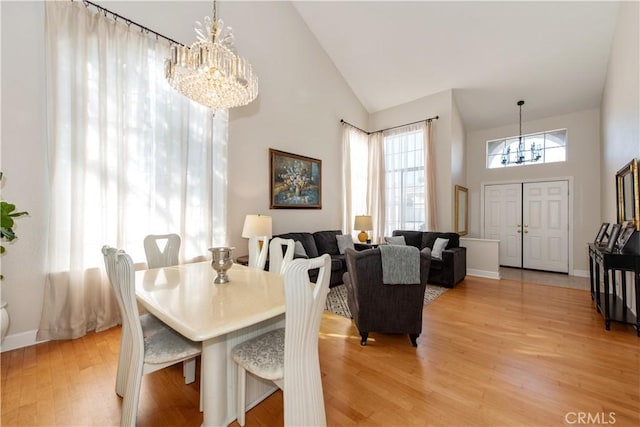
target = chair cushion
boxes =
[313,230,342,256]
[384,236,406,245]
[430,258,443,270]
[140,313,166,338]
[294,241,308,257]
[336,234,355,254]
[144,325,201,365]
[331,254,345,271]
[392,230,423,248]
[432,238,449,259]
[423,232,460,250]
[275,232,318,258]
[231,328,284,381]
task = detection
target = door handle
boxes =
[524,230,528,233]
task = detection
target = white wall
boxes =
[220,1,367,249]
[460,238,500,280]
[600,0,639,314]
[1,1,48,348]
[450,95,466,227]
[450,98,466,183]
[369,89,460,231]
[601,0,640,221]
[0,1,367,344]
[466,109,601,273]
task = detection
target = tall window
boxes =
[38,1,227,340]
[486,129,567,168]
[383,124,425,234]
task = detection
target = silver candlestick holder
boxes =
[209,247,234,284]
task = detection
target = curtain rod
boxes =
[340,115,439,135]
[80,0,185,47]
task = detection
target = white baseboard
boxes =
[572,269,590,278]
[1,329,46,352]
[467,269,500,280]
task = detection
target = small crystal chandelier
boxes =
[501,100,542,166]
[165,0,258,110]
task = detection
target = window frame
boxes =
[383,126,426,234]
[486,128,568,169]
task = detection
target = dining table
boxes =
[135,260,285,426]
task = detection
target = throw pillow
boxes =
[384,236,406,245]
[336,234,355,254]
[431,238,449,259]
[294,240,307,257]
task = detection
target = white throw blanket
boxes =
[379,245,421,285]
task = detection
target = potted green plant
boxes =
[1,172,28,342]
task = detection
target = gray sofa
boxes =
[391,230,466,287]
[274,230,367,287]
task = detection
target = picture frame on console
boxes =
[606,223,622,252]
[594,222,609,244]
[616,225,636,251]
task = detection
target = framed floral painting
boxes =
[269,149,322,209]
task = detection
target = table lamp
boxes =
[241,214,272,269]
[354,215,373,243]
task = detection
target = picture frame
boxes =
[454,185,468,236]
[616,225,636,251]
[606,223,622,252]
[594,222,610,244]
[269,149,322,209]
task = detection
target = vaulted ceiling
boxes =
[292,1,620,131]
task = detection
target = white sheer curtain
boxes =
[38,1,227,340]
[422,121,437,231]
[367,132,385,243]
[341,124,369,236]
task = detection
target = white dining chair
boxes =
[268,237,295,274]
[142,233,197,385]
[143,233,181,269]
[231,254,331,427]
[248,235,269,270]
[102,246,201,427]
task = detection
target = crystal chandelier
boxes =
[501,100,542,166]
[165,0,258,110]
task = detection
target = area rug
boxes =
[324,284,447,319]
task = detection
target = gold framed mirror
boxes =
[616,158,639,231]
[454,185,468,236]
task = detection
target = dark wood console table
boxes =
[588,241,640,336]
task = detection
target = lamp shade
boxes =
[241,214,273,238]
[354,215,373,231]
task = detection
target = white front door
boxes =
[484,183,522,268]
[522,181,569,273]
[484,180,569,272]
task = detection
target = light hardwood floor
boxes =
[2,275,639,426]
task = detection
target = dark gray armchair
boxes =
[342,247,431,347]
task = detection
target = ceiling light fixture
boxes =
[165,0,258,110]
[501,100,542,166]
